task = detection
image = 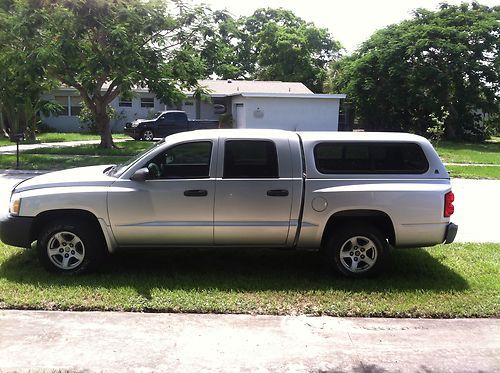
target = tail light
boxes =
[444,191,455,217]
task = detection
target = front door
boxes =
[214,139,293,245]
[108,141,215,246]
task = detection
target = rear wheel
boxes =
[326,223,389,278]
[37,219,105,275]
[142,129,154,141]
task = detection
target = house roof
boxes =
[55,80,339,97]
[233,93,346,99]
[191,80,313,96]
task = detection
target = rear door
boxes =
[214,138,294,245]
[157,112,188,137]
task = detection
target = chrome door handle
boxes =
[267,189,289,197]
[184,189,208,197]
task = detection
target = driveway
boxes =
[1,172,499,243]
[0,310,498,372]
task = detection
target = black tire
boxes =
[326,223,389,278]
[37,219,105,275]
[141,129,155,141]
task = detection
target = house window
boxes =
[119,97,132,107]
[184,100,194,106]
[54,96,69,116]
[70,96,82,116]
[141,97,154,108]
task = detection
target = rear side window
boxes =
[314,142,429,174]
[224,140,279,178]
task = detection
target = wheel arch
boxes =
[321,209,396,248]
[31,209,108,249]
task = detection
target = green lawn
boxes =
[0,242,498,318]
[22,140,151,156]
[447,165,500,180]
[0,132,129,147]
[0,154,129,170]
[436,140,500,165]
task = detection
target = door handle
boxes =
[267,189,289,197]
[184,189,208,197]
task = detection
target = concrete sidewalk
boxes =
[0,310,498,372]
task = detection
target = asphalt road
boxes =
[1,171,499,243]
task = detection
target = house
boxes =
[41,80,346,132]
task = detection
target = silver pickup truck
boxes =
[0,129,457,277]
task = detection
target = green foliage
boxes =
[201,8,341,92]
[0,0,59,140]
[329,2,499,141]
[218,113,233,128]
[78,103,123,134]
[24,0,211,147]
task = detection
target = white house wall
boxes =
[41,91,218,132]
[232,97,340,131]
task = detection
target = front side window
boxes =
[314,142,429,174]
[145,141,212,179]
[223,140,279,178]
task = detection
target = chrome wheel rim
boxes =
[339,236,378,273]
[143,130,154,141]
[47,231,85,270]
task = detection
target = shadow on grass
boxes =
[0,246,468,295]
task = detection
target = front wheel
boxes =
[37,219,105,275]
[326,223,389,278]
[141,129,155,141]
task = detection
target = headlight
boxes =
[9,195,21,216]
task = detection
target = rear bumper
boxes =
[444,222,458,244]
[0,214,35,248]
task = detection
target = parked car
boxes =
[0,129,457,277]
[123,110,218,140]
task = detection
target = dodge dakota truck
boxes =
[123,110,218,140]
[0,129,457,277]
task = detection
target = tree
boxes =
[0,0,59,140]
[201,8,341,93]
[329,2,499,141]
[34,0,209,148]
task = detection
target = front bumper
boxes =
[123,126,141,139]
[0,214,35,248]
[444,222,458,244]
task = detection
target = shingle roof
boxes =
[193,80,313,95]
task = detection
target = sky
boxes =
[198,0,498,53]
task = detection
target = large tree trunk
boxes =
[94,101,116,148]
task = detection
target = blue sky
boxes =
[200,0,498,53]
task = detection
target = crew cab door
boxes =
[156,112,188,137]
[214,138,294,245]
[108,140,215,246]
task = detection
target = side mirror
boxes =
[130,167,149,181]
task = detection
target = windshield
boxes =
[108,139,165,177]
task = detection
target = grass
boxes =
[23,140,151,156]
[0,242,498,318]
[436,140,500,165]
[0,154,129,170]
[0,132,129,147]
[447,165,500,180]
